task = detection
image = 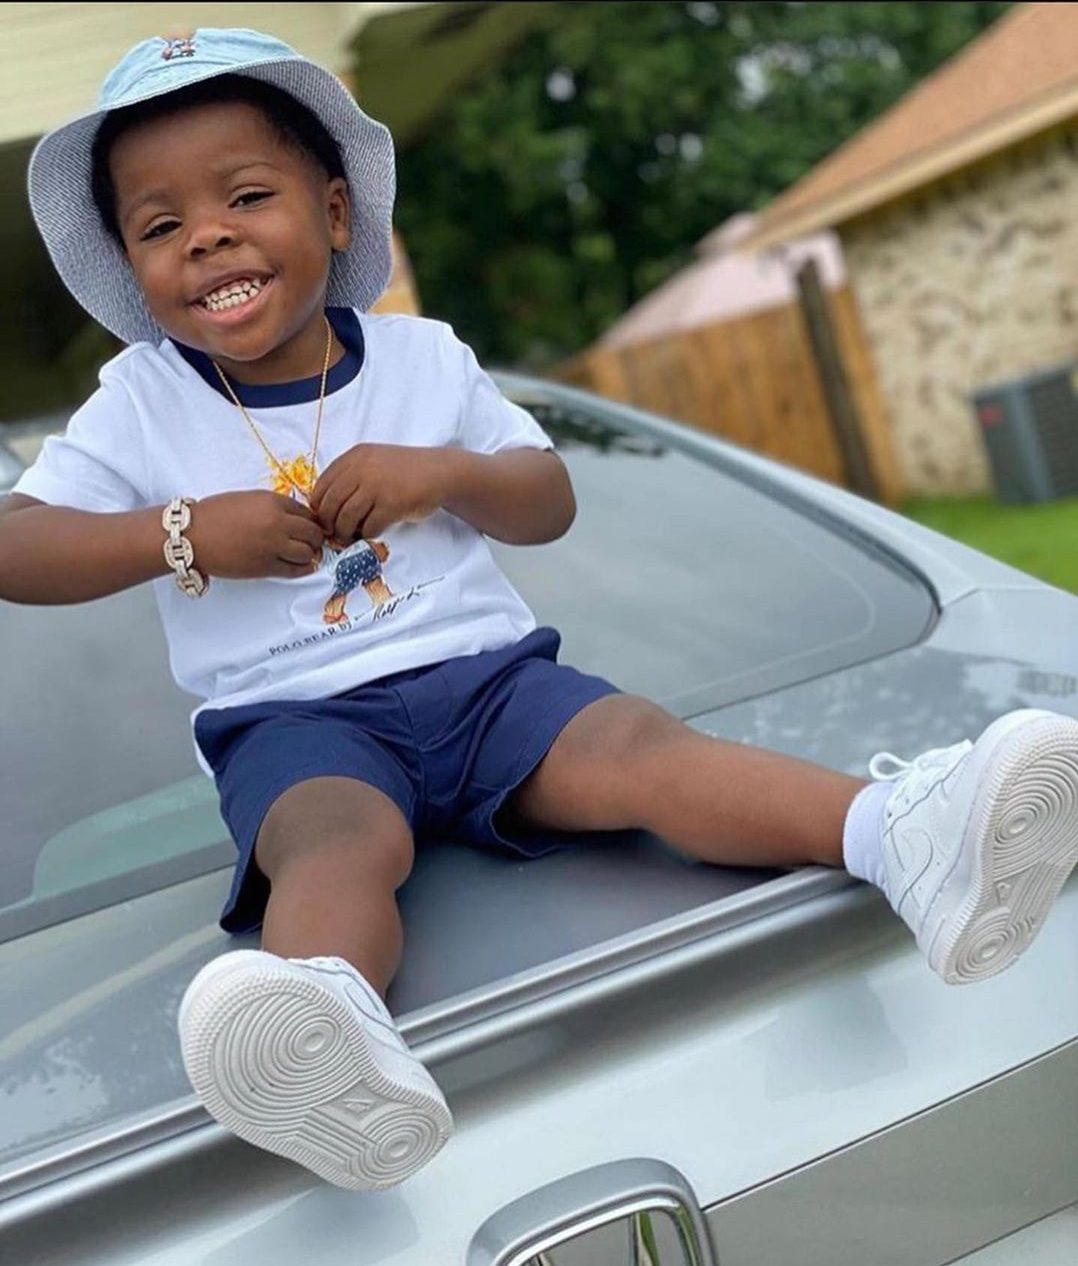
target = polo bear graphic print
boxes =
[323,538,393,625]
[257,448,396,626]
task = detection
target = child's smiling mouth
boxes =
[192,273,275,324]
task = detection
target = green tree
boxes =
[386,0,1010,367]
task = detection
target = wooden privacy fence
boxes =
[553,284,903,506]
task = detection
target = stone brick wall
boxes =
[841,124,1078,496]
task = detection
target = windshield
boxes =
[0,386,933,940]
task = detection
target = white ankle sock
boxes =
[842,780,892,890]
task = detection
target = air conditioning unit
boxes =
[971,362,1078,503]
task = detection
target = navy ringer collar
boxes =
[171,307,364,407]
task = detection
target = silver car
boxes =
[1,377,1076,1265]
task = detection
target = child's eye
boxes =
[233,190,273,207]
[140,219,180,241]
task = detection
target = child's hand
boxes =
[187,491,326,579]
[310,444,445,542]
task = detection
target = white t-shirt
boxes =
[15,310,551,746]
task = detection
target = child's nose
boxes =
[186,221,239,258]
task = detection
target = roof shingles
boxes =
[749,4,1078,248]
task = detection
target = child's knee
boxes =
[604,696,685,768]
[255,779,413,889]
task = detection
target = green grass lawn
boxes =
[901,495,1078,594]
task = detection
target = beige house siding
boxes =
[0,2,417,146]
[841,123,1078,496]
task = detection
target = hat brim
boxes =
[28,57,395,345]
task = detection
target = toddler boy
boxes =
[3,29,1077,1192]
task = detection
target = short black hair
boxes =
[90,74,346,244]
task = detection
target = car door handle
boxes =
[468,1157,716,1266]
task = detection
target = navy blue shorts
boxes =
[195,628,619,935]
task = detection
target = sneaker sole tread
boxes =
[928,714,1078,984]
[180,958,452,1190]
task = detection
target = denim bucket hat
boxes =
[28,27,395,345]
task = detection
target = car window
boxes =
[0,387,933,940]
[0,582,230,940]
[495,394,933,715]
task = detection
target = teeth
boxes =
[201,278,264,311]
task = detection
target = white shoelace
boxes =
[868,740,973,814]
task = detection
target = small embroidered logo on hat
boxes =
[161,37,196,60]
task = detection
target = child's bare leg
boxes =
[511,695,866,868]
[254,776,413,997]
[180,776,452,1193]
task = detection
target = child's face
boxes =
[109,100,350,371]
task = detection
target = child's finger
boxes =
[289,516,326,551]
[360,506,396,539]
[334,490,375,542]
[313,475,352,530]
[309,468,343,516]
[311,446,364,510]
[279,494,318,520]
[277,538,319,566]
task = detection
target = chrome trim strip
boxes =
[406,868,856,1050]
[0,869,864,1207]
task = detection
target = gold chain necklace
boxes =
[212,315,333,502]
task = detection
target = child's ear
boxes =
[327,176,351,251]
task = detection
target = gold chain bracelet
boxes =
[162,497,209,597]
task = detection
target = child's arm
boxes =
[0,491,326,605]
[310,445,575,546]
[438,448,575,544]
[0,493,171,603]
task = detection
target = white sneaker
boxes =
[871,709,1078,984]
[178,950,453,1190]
